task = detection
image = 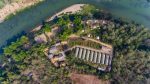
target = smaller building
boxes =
[49,46,58,54]
[46,42,66,67]
[86,20,100,29]
[50,53,66,67]
[85,19,110,29]
[34,34,47,43]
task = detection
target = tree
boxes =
[80,4,96,15]
[42,23,51,32]
[3,36,29,62]
[112,51,150,84]
[73,15,83,32]
[57,17,65,26]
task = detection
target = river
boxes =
[0,0,150,50]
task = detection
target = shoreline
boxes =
[31,4,85,32]
[0,0,43,23]
[46,4,85,22]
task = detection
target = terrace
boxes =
[68,37,102,50]
[67,37,113,71]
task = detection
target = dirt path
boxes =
[70,73,110,84]
[82,37,113,49]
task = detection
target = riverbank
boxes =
[0,0,82,50]
[32,4,85,32]
[0,0,43,22]
[0,0,150,52]
[46,4,85,22]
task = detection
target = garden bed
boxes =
[68,38,102,50]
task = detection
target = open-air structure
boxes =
[73,45,113,71]
[67,37,113,71]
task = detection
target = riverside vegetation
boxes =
[0,5,150,84]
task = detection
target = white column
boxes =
[79,48,83,58]
[90,51,94,62]
[82,49,87,59]
[109,56,112,66]
[105,55,109,65]
[75,47,79,57]
[97,52,102,63]
[86,50,90,61]
[102,53,106,64]
[94,52,98,63]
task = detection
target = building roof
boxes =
[49,46,58,54]
[74,46,113,71]
[48,54,53,59]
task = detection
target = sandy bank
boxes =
[0,0,42,23]
[46,4,85,22]
[31,4,85,32]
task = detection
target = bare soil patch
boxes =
[70,73,110,84]
[0,0,42,22]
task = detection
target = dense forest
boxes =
[0,4,150,84]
